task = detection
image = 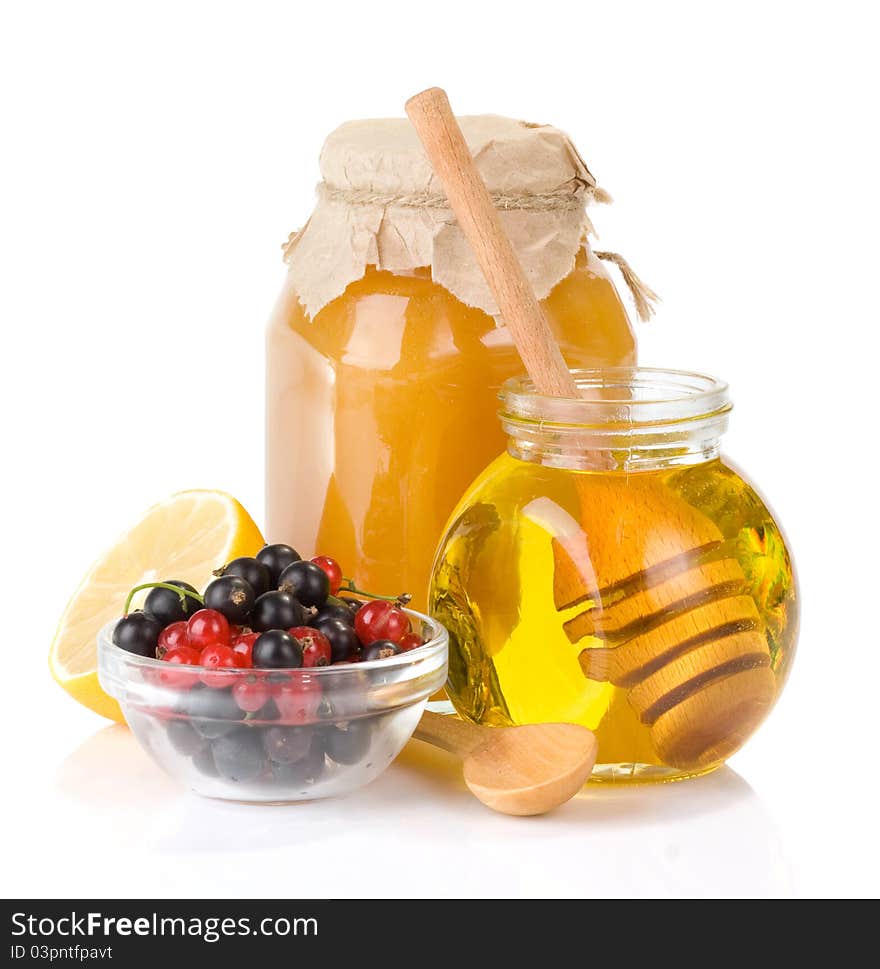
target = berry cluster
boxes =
[112,543,425,671]
[110,545,428,787]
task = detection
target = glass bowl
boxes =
[98,610,448,803]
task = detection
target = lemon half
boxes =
[50,490,265,721]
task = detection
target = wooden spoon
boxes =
[413,711,597,816]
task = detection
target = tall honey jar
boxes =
[430,369,798,782]
[266,116,652,606]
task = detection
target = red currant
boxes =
[398,632,424,653]
[157,645,201,689]
[355,600,410,645]
[157,620,189,658]
[288,626,332,668]
[311,555,343,595]
[187,609,231,650]
[232,631,259,667]
[199,643,241,688]
[274,674,322,723]
[232,674,271,713]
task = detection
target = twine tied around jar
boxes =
[594,251,659,322]
[316,178,612,212]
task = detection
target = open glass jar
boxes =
[430,369,798,782]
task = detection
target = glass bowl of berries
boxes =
[97,545,449,803]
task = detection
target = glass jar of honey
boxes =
[430,369,798,782]
[267,117,651,608]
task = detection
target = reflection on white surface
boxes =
[33,725,794,898]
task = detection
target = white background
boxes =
[1,0,878,899]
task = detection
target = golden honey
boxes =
[430,371,798,782]
[266,247,635,607]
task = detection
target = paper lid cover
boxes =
[284,115,611,318]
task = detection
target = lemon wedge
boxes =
[50,490,265,722]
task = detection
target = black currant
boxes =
[310,602,356,627]
[216,556,271,598]
[278,560,329,608]
[256,544,301,584]
[311,616,360,663]
[203,575,255,625]
[193,718,238,740]
[252,629,303,669]
[339,597,366,614]
[211,727,267,783]
[144,580,200,625]
[191,744,219,778]
[112,612,163,657]
[323,720,372,765]
[270,737,325,786]
[252,590,305,632]
[165,720,207,756]
[361,639,402,661]
[185,685,245,739]
[261,725,312,764]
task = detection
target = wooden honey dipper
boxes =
[551,477,775,770]
[405,87,775,773]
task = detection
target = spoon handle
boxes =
[413,710,486,758]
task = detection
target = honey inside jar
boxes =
[265,115,654,607]
[267,247,634,608]
[430,370,798,782]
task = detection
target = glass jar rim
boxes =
[499,367,732,431]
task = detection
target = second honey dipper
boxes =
[407,87,776,774]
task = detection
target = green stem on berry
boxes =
[123,582,205,616]
[339,578,412,607]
